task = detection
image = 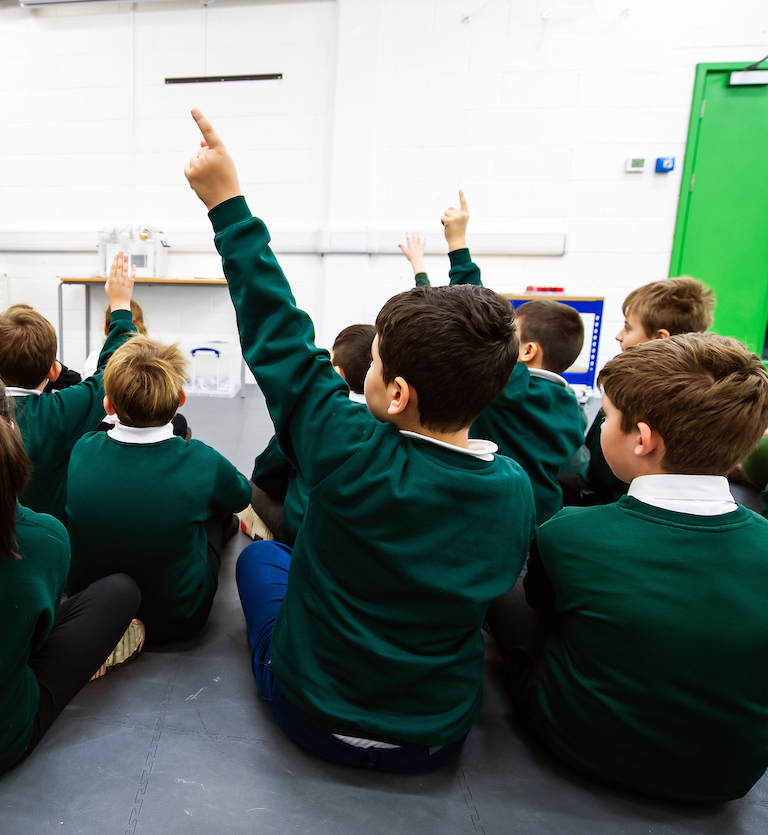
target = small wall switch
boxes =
[626,157,645,173]
[655,157,675,173]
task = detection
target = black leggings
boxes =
[22,573,141,760]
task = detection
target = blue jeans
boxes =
[235,540,467,772]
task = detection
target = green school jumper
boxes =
[471,365,585,525]
[252,247,484,547]
[524,496,768,801]
[12,310,137,524]
[251,434,307,546]
[419,254,584,524]
[211,197,536,746]
[65,433,251,643]
[0,505,69,773]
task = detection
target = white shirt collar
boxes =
[399,430,497,462]
[528,368,568,387]
[349,391,367,404]
[107,423,175,444]
[6,386,42,397]
[627,474,738,516]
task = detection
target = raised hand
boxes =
[441,189,469,252]
[184,108,242,211]
[398,232,427,275]
[105,252,135,312]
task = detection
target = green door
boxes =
[670,62,768,353]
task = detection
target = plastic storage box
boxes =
[181,338,242,398]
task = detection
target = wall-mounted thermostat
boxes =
[655,157,675,173]
[625,157,645,173]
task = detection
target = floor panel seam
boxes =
[125,655,181,835]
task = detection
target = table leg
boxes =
[58,281,65,364]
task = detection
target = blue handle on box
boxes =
[190,347,221,357]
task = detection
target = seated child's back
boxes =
[0,267,137,523]
[471,299,585,524]
[65,335,251,643]
[523,332,768,801]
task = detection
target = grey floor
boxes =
[1,390,767,835]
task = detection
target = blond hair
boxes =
[105,300,148,337]
[0,306,57,388]
[622,276,715,337]
[598,332,768,475]
[103,335,188,427]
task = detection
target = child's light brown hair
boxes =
[0,305,58,388]
[105,300,148,336]
[597,332,768,475]
[104,335,189,427]
[516,299,584,375]
[622,276,715,337]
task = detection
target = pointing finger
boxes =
[191,108,223,149]
[459,190,468,213]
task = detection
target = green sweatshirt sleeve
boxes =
[414,272,430,287]
[251,434,294,501]
[522,537,556,612]
[208,445,253,514]
[448,248,482,286]
[95,309,136,373]
[52,309,137,452]
[210,197,377,488]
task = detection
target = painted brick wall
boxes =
[0,0,766,377]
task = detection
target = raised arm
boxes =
[399,232,430,287]
[95,252,137,373]
[185,110,375,486]
[442,190,482,287]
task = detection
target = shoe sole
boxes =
[90,619,146,681]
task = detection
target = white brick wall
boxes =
[1,0,767,375]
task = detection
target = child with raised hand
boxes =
[65,335,252,644]
[401,196,585,524]
[185,109,535,772]
[491,332,768,802]
[0,253,138,524]
[399,190,482,288]
[471,299,586,524]
[0,381,143,774]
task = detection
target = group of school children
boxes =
[1,108,767,803]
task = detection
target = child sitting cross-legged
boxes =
[65,335,252,644]
[0,381,143,774]
[488,331,768,801]
[185,110,536,772]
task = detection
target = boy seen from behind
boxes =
[65,334,252,644]
[494,332,768,801]
[0,256,137,524]
[185,110,535,772]
[401,197,586,525]
[561,276,716,507]
[471,299,585,525]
